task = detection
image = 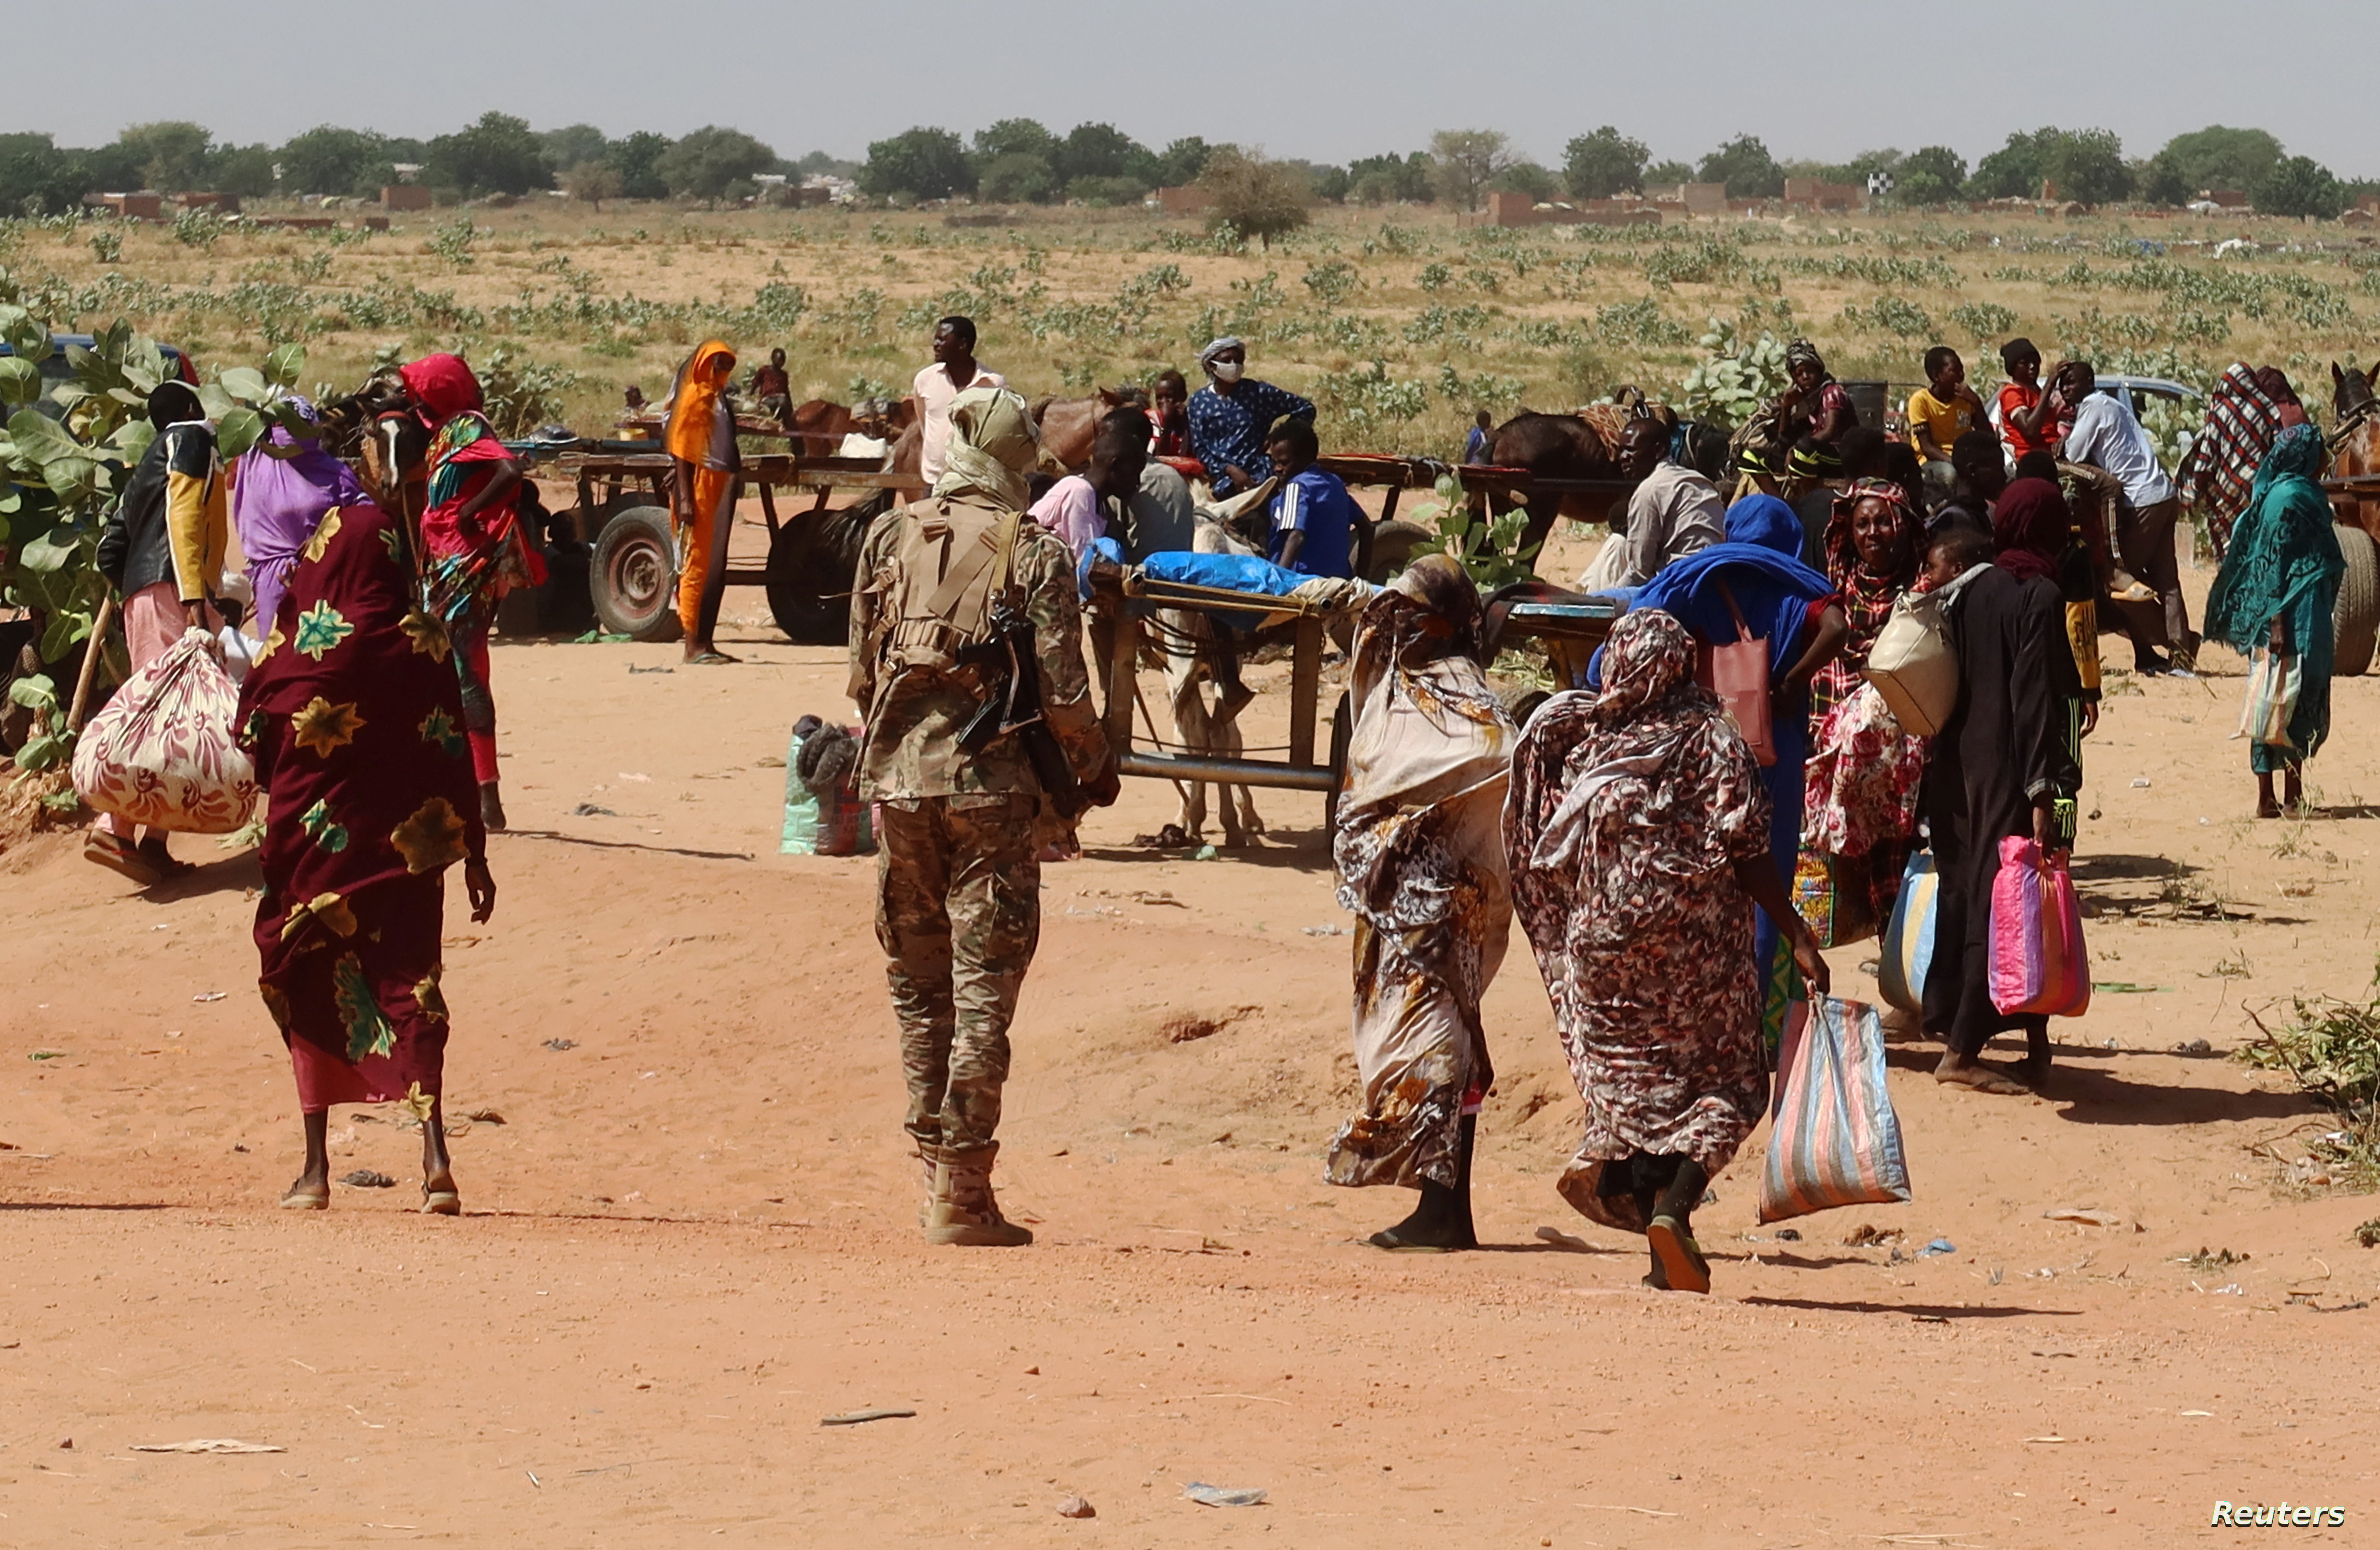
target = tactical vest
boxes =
[874,496,1023,676]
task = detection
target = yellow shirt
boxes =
[1905,386,1980,463]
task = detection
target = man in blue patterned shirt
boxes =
[1184,336,1314,498]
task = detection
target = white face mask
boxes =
[1209,360,1244,385]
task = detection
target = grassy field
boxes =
[6,201,2376,457]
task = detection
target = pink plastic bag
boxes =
[1987,836,2090,1017]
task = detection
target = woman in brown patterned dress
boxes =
[1325,556,1515,1250]
[1505,609,1828,1293]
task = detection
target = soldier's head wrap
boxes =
[932,385,1041,510]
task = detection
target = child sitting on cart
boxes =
[1261,420,1358,580]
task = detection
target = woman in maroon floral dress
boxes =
[237,496,496,1214]
[1505,609,1828,1293]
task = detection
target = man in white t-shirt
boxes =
[911,316,1007,489]
[2053,362,2193,673]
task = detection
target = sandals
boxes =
[1646,1215,1711,1295]
[84,831,162,888]
[279,1184,330,1211]
[685,650,739,666]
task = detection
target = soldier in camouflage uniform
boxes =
[849,386,1117,1246]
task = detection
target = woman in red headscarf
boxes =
[665,341,740,663]
[399,353,543,830]
[237,495,496,1213]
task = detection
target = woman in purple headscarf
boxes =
[232,397,366,638]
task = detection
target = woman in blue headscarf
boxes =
[1623,494,1847,1033]
[2204,423,2346,818]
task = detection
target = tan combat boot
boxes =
[924,1144,1032,1247]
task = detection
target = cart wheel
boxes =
[767,497,894,645]
[589,505,683,643]
[1363,519,1431,584]
[2334,523,2379,677]
[1323,690,1352,832]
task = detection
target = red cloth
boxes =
[400,353,484,427]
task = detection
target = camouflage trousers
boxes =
[875,793,1042,1156]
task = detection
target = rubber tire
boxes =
[589,505,682,643]
[1323,690,1352,833]
[766,499,893,645]
[2333,523,2379,678]
[1364,519,1432,585]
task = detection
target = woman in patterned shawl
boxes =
[236,496,495,1214]
[1506,609,1829,1293]
[1796,478,1929,944]
[2179,363,2289,562]
[1325,555,1515,1251]
[401,352,542,831]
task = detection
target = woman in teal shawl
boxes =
[2205,423,2346,818]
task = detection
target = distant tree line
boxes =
[0,113,2365,222]
[0,114,854,213]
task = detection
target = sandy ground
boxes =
[4,516,2379,1547]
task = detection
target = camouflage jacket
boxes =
[847,495,1108,801]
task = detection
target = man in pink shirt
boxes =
[1030,410,1150,563]
[911,316,1007,488]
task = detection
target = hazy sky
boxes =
[14,0,2380,176]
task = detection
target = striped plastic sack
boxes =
[1986,836,2090,1017]
[1759,996,1912,1223]
[1876,851,1938,1015]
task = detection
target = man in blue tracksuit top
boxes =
[1262,419,1357,579]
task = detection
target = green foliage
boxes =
[1678,319,1789,430]
[1052,123,1141,187]
[1595,297,1691,347]
[465,344,579,438]
[2147,125,2282,205]
[1301,260,1357,308]
[117,121,212,191]
[1563,126,1649,200]
[1125,137,1213,191]
[431,216,478,269]
[978,153,1054,205]
[2241,965,2380,1188]
[1948,301,2017,340]
[1196,148,1309,247]
[1412,474,1540,589]
[2255,156,2346,220]
[609,131,673,201]
[861,127,975,202]
[170,209,222,250]
[1489,161,1558,202]
[1696,134,1783,200]
[1970,126,2132,204]
[1347,152,1431,205]
[277,125,396,199]
[1312,359,1429,444]
[425,111,550,198]
[1840,295,1934,338]
[1428,129,1513,211]
[88,229,121,265]
[656,126,778,202]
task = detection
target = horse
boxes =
[2329,360,2380,515]
[1482,398,1700,558]
[1033,386,1147,473]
